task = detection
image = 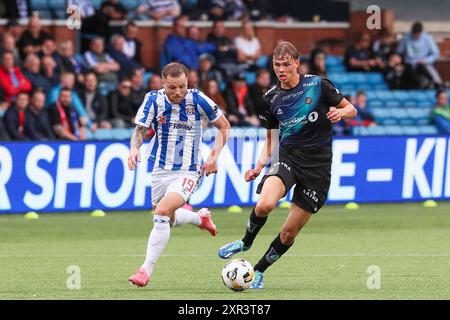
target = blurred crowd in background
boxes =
[0,0,449,142]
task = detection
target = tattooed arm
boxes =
[128,125,148,171]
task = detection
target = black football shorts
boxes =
[256,154,331,214]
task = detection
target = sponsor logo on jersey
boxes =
[305,97,312,104]
[282,90,304,100]
[303,81,318,87]
[158,116,167,124]
[186,104,195,115]
[308,111,319,122]
[169,121,193,130]
[258,115,268,121]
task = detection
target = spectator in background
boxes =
[5,19,24,42]
[346,91,375,128]
[17,14,52,60]
[225,73,259,127]
[186,26,216,60]
[55,40,86,83]
[107,34,142,79]
[384,53,406,90]
[235,20,262,70]
[207,20,239,80]
[398,21,443,89]
[24,90,55,140]
[209,0,247,21]
[202,79,227,112]
[198,53,224,89]
[0,118,9,140]
[37,38,59,61]
[248,68,271,116]
[243,0,273,21]
[67,0,95,19]
[164,16,201,70]
[309,49,327,77]
[1,33,21,65]
[22,53,52,92]
[432,90,450,133]
[77,71,111,130]
[345,33,382,72]
[122,21,142,65]
[104,0,128,20]
[47,71,89,128]
[108,77,136,128]
[48,88,87,141]
[188,69,200,89]
[84,37,120,94]
[179,0,209,20]
[147,73,162,91]
[0,50,32,102]
[80,1,115,52]
[41,55,60,88]
[3,91,29,140]
[136,0,181,21]
[2,0,31,20]
[129,68,146,109]
[372,28,397,66]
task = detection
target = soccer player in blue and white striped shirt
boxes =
[128,62,231,287]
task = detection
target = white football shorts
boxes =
[151,168,201,207]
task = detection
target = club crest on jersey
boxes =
[158,115,167,124]
[277,108,283,115]
[186,104,195,115]
[305,97,312,104]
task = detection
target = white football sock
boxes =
[141,215,171,277]
[172,208,202,228]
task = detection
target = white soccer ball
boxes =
[221,259,254,291]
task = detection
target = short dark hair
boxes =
[436,89,447,98]
[356,90,367,98]
[273,41,299,61]
[60,87,72,94]
[161,62,189,79]
[412,21,423,34]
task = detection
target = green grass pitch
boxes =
[0,203,449,300]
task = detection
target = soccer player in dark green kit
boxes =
[218,41,358,289]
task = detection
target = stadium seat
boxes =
[407,108,431,125]
[393,90,410,102]
[386,101,401,108]
[366,126,387,135]
[402,126,420,135]
[37,10,52,19]
[417,101,434,109]
[143,71,154,89]
[371,108,392,125]
[325,56,343,67]
[48,0,65,11]
[375,90,394,101]
[365,73,384,84]
[91,0,102,9]
[122,0,139,11]
[244,71,256,85]
[256,55,269,68]
[327,65,346,73]
[367,100,383,109]
[31,0,49,10]
[419,125,438,135]
[402,101,417,108]
[384,125,404,135]
[391,108,411,125]
[92,129,113,140]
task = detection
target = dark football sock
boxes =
[241,208,267,248]
[254,233,292,273]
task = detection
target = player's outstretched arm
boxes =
[326,98,358,123]
[128,125,147,171]
[245,128,279,182]
[202,114,231,176]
